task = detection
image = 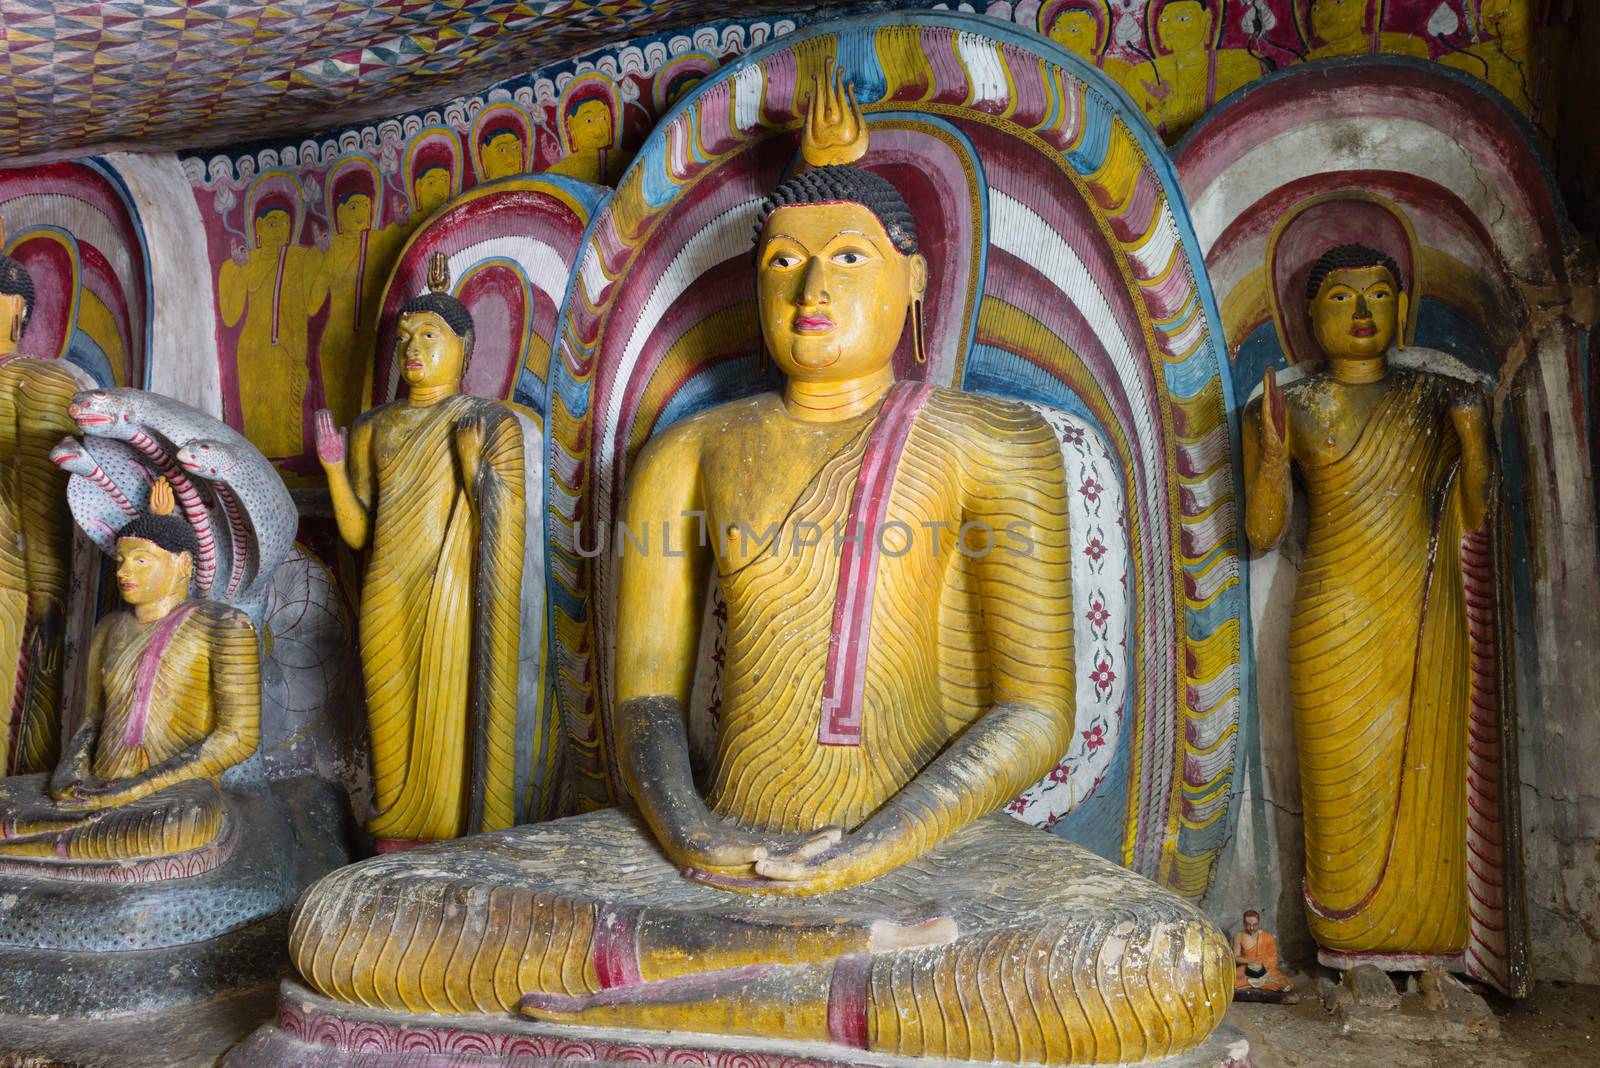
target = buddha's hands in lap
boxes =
[684,817,905,896]
[667,811,841,874]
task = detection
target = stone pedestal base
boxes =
[0,778,347,1017]
[228,980,1255,1068]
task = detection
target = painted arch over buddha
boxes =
[543,9,1248,896]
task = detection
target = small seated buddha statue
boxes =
[288,69,1230,1064]
[0,478,260,862]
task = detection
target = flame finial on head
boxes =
[802,60,868,168]
[149,476,176,517]
[426,251,451,295]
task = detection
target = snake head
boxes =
[176,439,235,480]
[68,390,138,438]
[49,437,93,474]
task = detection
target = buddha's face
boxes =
[1309,265,1405,361]
[254,209,292,250]
[335,193,373,235]
[397,310,466,387]
[481,132,524,179]
[1049,11,1099,56]
[1311,0,1367,42]
[1158,1,1211,53]
[115,537,191,607]
[758,202,927,382]
[566,100,613,154]
[413,168,451,215]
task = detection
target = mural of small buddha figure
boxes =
[0,248,83,776]
[0,478,259,863]
[544,85,630,185]
[410,164,453,218]
[406,133,462,221]
[218,192,325,460]
[473,109,531,182]
[1304,0,1428,59]
[1040,0,1135,92]
[314,253,535,846]
[288,69,1231,1064]
[311,165,409,429]
[1128,0,1262,139]
[1442,0,1542,121]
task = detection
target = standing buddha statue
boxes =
[0,242,85,776]
[316,253,538,846]
[1243,243,1511,986]
[0,478,259,861]
[288,69,1231,1065]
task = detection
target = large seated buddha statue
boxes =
[275,71,1231,1066]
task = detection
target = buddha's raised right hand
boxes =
[314,408,346,467]
[1244,368,1293,550]
[1259,367,1289,466]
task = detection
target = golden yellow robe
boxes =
[0,600,260,860]
[311,225,409,429]
[0,355,81,775]
[219,244,324,459]
[1292,371,1474,954]
[351,394,528,842]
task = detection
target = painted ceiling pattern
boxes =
[0,0,1550,163]
[0,0,822,161]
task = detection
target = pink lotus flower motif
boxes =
[1084,537,1108,562]
[1082,723,1107,750]
[1086,599,1110,628]
[1007,797,1031,815]
[1049,764,1074,784]
[1078,476,1104,503]
[1061,424,1085,445]
[1088,660,1116,693]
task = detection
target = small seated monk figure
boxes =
[289,67,1230,1064]
[1232,909,1296,1003]
[0,478,260,861]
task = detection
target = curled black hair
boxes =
[0,255,35,336]
[752,165,918,262]
[400,292,475,341]
[1305,243,1405,302]
[116,512,199,562]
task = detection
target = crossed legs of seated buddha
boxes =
[291,810,1230,1063]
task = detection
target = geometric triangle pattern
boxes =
[0,0,837,161]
